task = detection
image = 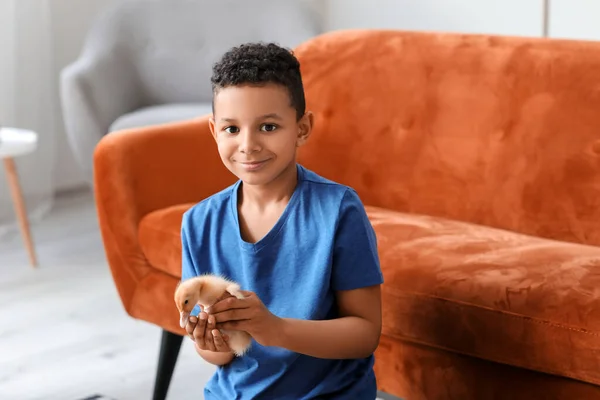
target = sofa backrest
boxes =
[85,0,320,105]
[295,30,600,247]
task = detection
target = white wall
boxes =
[48,0,319,192]
[0,0,61,229]
[50,0,118,191]
[548,0,600,40]
[324,0,545,37]
[49,0,322,192]
[33,0,600,193]
[324,0,600,41]
[0,2,16,122]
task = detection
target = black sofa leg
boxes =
[152,329,183,400]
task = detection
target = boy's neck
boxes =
[239,162,298,210]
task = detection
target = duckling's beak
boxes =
[180,311,190,328]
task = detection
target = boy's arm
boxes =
[273,284,382,359]
[272,189,383,358]
[210,285,382,360]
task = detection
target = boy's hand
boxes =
[185,312,232,353]
[209,290,282,347]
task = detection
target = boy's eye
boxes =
[261,124,278,132]
[224,126,239,134]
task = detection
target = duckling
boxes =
[174,274,252,356]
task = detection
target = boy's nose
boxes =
[238,130,261,154]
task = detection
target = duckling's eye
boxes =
[184,300,189,305]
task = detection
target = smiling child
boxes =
[181,42,384,399]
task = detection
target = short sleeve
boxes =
[181,210,198,281]
[181,210,204,316]
[331,189,384,291]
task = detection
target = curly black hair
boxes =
[211,42,306,120]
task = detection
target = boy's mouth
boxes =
[239,160,269,170]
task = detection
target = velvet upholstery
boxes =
[296,30,600,249]
[94,30,600,398]
[374,336,600,400]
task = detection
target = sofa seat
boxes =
[138,203,600,386]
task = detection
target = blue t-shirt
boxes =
[181,163,384,399]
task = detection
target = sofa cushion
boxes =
[109,103,213,132]
[367,207,600,386]
[138,203,600,385]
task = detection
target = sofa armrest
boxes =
[60,51,143,184]
[93,116,236,312]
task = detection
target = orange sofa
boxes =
[94,30,600,399]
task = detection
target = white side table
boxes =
[0,127,39,267]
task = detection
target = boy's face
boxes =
[209,83,312,187]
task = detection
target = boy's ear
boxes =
[297,111,314,147]
[208,116,217,142]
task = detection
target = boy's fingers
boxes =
[212,329,224,350]
[193,313,208,342]
[203,314,217,351]
[217,291,234,302]
[208,297,248,314]
[213,330,230,352]
[205,329,216,352]
[185,317,197,337]
[213,309,247,323]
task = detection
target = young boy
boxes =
[181,42,384,399]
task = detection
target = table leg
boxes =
[3,158,38,267]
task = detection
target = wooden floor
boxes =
[0,189,214,400]
[0,189,393,400]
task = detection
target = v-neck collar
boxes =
[230,164,304,253]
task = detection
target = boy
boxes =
[181,42,384,399]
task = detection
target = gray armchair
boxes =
[60,0,321,185]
